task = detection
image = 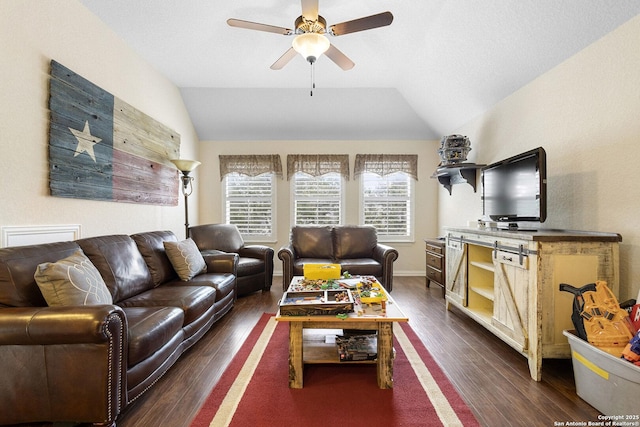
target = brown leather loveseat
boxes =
[278,225,398,291]
[0,230,237,427]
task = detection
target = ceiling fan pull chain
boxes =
[310,62,315,96]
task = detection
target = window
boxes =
[287,154,350,226]
[355,154,418,242]
[223,173,276,240]
[219,155,282,241]
[292,172,343,225]
[360,172,414,241]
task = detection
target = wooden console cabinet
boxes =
[444,226,621,381]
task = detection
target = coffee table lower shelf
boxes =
[302,329,395,364]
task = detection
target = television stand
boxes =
[497,223,538,232]
[444,226,621,381]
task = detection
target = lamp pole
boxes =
[170,159,201,239]
[181,175,191,239]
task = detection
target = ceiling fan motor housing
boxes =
[295,15,326,34]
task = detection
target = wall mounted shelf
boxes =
[431,163,485,195]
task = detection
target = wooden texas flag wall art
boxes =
[48,60,181,206]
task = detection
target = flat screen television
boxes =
[481,147,547,229]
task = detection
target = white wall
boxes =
[439,15,640,300]
[198,140,441,276]
[0,0,199,241]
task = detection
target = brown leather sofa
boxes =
[278,225,398,291]
[190,223,274,296]
[0,230,237,427]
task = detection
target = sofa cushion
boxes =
[237,257,264,276]
[0,241,81,307]
[177,273,236,302]
[163,238,207,281]
[337,259,383,278]
[123,306,184,366]
[333,226,378,259]
[291,226,333,259]
[77,235,154,303]
[118,285,216,326]
[34,250,113,306]
[131,231,179,286]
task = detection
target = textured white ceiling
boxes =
[80,0,640,141]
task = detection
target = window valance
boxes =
[286,154,350,181]
[354,154,418,181]
[219,155,283,181]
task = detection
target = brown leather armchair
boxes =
[190,224,274,296]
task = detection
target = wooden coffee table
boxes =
[275,277,409,389]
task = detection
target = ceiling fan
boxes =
[227,0,393,71]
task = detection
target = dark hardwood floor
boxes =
[111,276,600,427]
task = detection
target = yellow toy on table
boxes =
[356,277,387,304]
[303,263,341,280]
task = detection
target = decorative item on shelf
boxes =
[438,134,471,165]
[170,159,201,238]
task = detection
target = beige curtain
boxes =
[286,154,350,181]
[354,154,419,181]
[218,155,283,181]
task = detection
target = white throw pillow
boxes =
[34,250,113,306]
[163,238,207,281]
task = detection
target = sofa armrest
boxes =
[373,244,399,292]
[202,251,238,276]
[239,245,273,260]
[0,305,126,426]
[0,305,125,344]
[240,245,275,290]
[278,244,295,291]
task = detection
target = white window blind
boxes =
[292,172,343,225]
[361,171,414,241]
[223,172,275,240]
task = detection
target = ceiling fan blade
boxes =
[329,11,393,36]
[301,0,319,21]
[324,44,355,70]
[227,18,293,35]
[271,48,298,70]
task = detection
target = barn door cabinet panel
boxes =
[445,236,467,306]
[444,226,621,381]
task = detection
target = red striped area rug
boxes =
[191,313,479,427]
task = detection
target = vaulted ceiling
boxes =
[80,0,640,141]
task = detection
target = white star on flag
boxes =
[70,120,101,162]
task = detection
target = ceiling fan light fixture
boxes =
[292,33,330,63]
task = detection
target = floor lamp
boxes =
[170,159,201,239]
